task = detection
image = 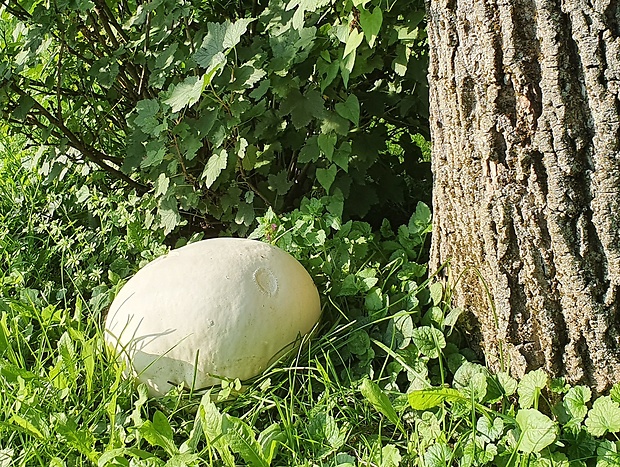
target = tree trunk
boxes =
[427,0,620,392]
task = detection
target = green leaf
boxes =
[424,443,452,467]
[378,444,401,467]
[164,75,205,113]
[477,416,504,441]
[154,173,170,197]
[360,379,404,433]
[318,132,337,160]
[139,411,179,456]
[411,326,446,359]
[408,387,466,410]
[202,148,228,188]
[158,198,181,235]
[343,28,364,58]
[58,331,77,382]
[257,423,284,464]
[193,19,251,73]
[585,396,620,437]
[223,415,269,467]
[280,88,326,129]
[316,164,337,191]
[141,140,166,168]
[453,362,488,402]
[518,369,548,409]
[267,170,293,196]
[359,7,383,47]
[563,386,591,423]
[429,282,442,306]
[348,329,370,355]
[198,392,235,465]
[335,94,360,126]
[515,408,558,453]
[223,18,254,49]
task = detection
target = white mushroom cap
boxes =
[104,238,321,397]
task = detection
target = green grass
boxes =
[2,135,620,467]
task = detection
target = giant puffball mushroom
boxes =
[104,238,321,397]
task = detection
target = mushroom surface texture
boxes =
[104,237,321,397]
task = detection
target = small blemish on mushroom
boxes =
[253,267,278,296]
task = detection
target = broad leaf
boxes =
[515,408,558,453]
[202,149,228,188]
[585,396,620,437]
[164,75,205,113]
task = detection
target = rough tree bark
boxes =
[427,0,620,392]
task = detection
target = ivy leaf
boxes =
[316,164,337,191]
[515,408,558,453]
[202,149,228,188]
[585,396,620,437]
[518,369,548,409]
[359,7,383,48]
[164,75,205,113]
[335,94,360,126]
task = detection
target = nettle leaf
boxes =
[515,408,558,453]
[359,6,383,48]
[563,386,591,423]
[411,326,446,359]
[408,387,465,410]
[202,148,228,188]
[335,94,360,126]
[518,369,548,409]
[164,75,205,113]
[585,396,620,437]
[316,164,337,191]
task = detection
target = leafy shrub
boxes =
[1,0,430,237]
[0,136,167,310]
